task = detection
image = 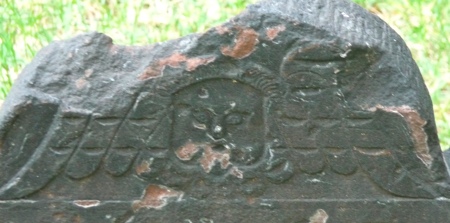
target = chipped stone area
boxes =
[200,146,231,173]
[221,28,259,59]
[186,57,216,72]
[375,105,432,168]
[176,142,200,161]
[132,184,184,211]
[266,25,286,41]
[139,53,215,80]
[176,142,244,178]
[135,159,152,175]
[309,209,329,223]
[73,200,100,208]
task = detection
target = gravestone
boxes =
[1,0,450,222]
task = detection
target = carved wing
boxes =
[64,117,121,179]
[0,92,170,199]
[318,109,444,198]
[0,97,88,199]
[65,92,170,179]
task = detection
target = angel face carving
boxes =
[171,79,266,174]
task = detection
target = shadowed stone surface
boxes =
[1,0,450,222]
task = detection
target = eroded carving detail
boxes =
[373,105,432,168]
[171,79,268,179]
[0,27,446,205]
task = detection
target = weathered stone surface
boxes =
[1,0,449,222]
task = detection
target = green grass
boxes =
[0,0,448,149]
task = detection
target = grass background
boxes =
[0,0,448,149]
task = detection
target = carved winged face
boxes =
[171,79,265,173]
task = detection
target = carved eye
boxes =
[192,109,211,124]
[226,113,243,125]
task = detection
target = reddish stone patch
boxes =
[136,160,151,175]
[139,53,216,80]
[266,25,286,41]
[186,57,215,72]
[174,142,244,178]
[132,184,184,210]
[374,105,432,168]
[199,146,231,173]
[159,53,187,68]
[221,28,259,59]
[176,142,200,161]
[139,53,187,80]
[139,66,162,80]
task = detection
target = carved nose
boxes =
[211,124,225,139]
[210,118,226,139]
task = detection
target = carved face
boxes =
[171,79,265,172]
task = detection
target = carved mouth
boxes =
[212,144,228,152]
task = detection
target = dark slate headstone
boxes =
[1,0,449,222]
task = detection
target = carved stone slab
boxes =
[1,0,450,222]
